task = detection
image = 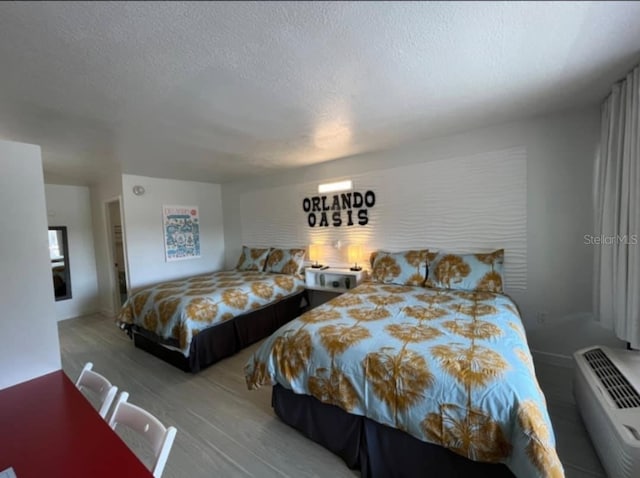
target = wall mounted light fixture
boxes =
[318,179,352,194]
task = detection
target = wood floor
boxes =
[59,314,606,478]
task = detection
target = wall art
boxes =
[163,205,200,261]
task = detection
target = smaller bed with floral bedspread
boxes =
[245,249,563,478]
[118,246,307,372]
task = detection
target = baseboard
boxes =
[531,350,575,369]
[100,307,115,318]
[58,309,102,322]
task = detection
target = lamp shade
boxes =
[308,244,320,262]
[347,244,363,265]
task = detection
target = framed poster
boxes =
[162,205,200,261]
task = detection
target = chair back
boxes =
[75,362,118,419]
[108,392,177,478]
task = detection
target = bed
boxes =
[117,270,306,372]
[245,281,563,478]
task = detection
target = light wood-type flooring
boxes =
[59,314,606,478]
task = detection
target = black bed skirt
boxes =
[272,384,515,478]
[133,291,307,373]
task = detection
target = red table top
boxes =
[0,370,153,478]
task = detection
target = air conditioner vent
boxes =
[584,348,640,409]
[575,346,640,478]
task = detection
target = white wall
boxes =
[90,172,123,316]
[122,174,225,290]
[222,107,624,359]
[239,148,527,290]
[45,184,99,320]
[0,139,61,389]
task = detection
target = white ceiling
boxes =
[1,1,639,185]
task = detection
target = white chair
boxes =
[75,362,118,419]
[108,392,177,478]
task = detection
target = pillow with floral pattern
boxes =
[371,250,431,286]
[235,246,270,271]
[265,247,306,275]
[425,249,504,293]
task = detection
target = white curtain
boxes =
[594,65,640,348]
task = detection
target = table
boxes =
[304,267,365,309]
[0,370,152,478]
[304,267,364,293]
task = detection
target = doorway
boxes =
[106,199,128,312]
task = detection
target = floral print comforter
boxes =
[117,271,305,357]
[245,282,563,478]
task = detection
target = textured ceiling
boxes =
[0,1,639,185]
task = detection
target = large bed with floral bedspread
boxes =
[245,275,563,477]
[117,270,306,372]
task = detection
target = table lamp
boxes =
[309,244,323,268]
[348,244,363,271]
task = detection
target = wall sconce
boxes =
[318,179,352,194]
[348,244,363,271]
[308,244,323,268]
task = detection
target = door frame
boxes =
[104,196,130,315]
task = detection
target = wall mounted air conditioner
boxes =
[574,346,640,478]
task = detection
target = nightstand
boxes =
[305,267,364,293]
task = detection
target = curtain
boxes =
[594,65,640,348]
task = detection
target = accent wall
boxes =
[239,148,526,291]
